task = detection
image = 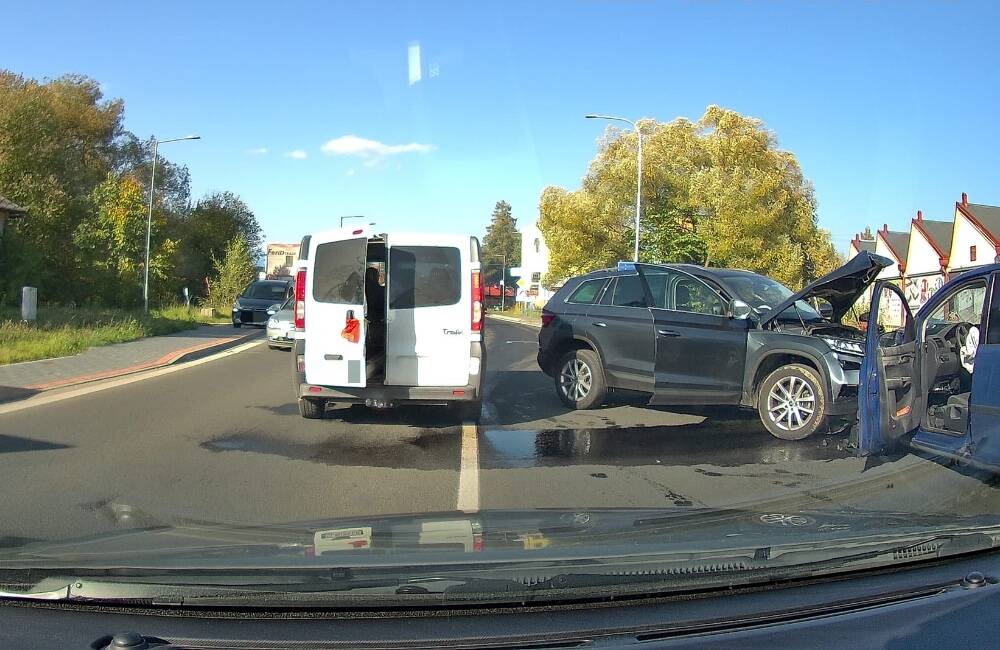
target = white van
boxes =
[291,227,486,420]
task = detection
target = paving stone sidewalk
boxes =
[0,325,261,403]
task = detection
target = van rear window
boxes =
[313,238,367,304]
[389,246,461,309]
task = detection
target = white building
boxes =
[511,222,554,308]
[948,193,1000,274]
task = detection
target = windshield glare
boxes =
[722,274,824,320]
[2,1,999,614]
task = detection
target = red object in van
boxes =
[341,318,360,343]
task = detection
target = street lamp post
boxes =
[585,114,643,262]
[144,134,200,312]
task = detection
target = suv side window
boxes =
[612,274,648,308]
[643,269,726,316]
[598,278,616,305]
[566,278,607,304]
[674,276,727,316]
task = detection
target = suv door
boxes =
[641,267,749,405]
[584,272,655,392]
[969,272,1000,466]
[384,234,471,387]
[304,234,368,388]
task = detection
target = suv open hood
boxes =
[762,251,893,327]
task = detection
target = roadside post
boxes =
[21,286,37,322]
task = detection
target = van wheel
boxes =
[757,364,826,440]
[455,401,482,422]
[555,349,606,410]
[298,397,326,419]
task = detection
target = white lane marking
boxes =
[505,340,536,344]
[456,421,481,513]
[0,339,265,416]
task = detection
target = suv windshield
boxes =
[719,272,824,321]
[243,282,288,300]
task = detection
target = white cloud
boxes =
[345,168,356,176]
[321,135,434,157]
[285,150,308,159]
[245,147,268,155]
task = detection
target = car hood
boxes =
[762,251,893,327]
[2,505,996,569]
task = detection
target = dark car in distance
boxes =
[232,279,293,328]
[537,252,892,440]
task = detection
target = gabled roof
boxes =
[909,210,953,262]
[964,203,1000,245]
[0,195,27,215]
[881,230,910,263]
[855,239,876,253]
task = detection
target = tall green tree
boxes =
[481,200,521,285]
[0,71,123,301]
[74,174,177,307]
[209,233,256,311]
[176,192,263,298]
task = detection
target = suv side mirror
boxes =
[729,299,753,320]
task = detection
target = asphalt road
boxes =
[0,318,998,545]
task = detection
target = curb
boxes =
[488,314,542,328]
[22,329,264,392]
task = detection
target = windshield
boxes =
[243,282,288,300]
[720,273,824,321]
[2,1,1000,614]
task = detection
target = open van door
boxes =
[384,233,472,387]
[857,281,919,454]
[303,231,368,388]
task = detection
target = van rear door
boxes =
[385,234,471,387]
[304,232,368,388]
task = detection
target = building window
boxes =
[533,238,540,254]
[531,272,541,282]
[970,245,977,262]
[285,255,294,267]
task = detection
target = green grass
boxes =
[493,302,543,323]
[0,305,230,365]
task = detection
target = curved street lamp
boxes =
[585,114,642,262]
[145,134,200,312]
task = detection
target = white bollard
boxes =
[21,286,37,322]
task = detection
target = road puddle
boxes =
[480,423,851,470]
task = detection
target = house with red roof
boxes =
[948,192,1000,274]
[902,210,953,311]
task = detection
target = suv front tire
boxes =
[757,364,827,440]
[555,349,607,410]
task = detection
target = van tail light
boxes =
[541,310,555,328]
[471,270,484,332]
[294,268,306,330]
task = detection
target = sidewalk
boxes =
[0,325,262,403]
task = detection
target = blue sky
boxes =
[5,1,999,251]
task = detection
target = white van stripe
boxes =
[456,421,480,512]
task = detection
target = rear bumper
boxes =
[292,338,485,405]
[233,308,269,326]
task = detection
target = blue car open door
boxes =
[859,269,1000,471]
[857,281,919,454]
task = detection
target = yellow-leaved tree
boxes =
[539,106,841,289]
